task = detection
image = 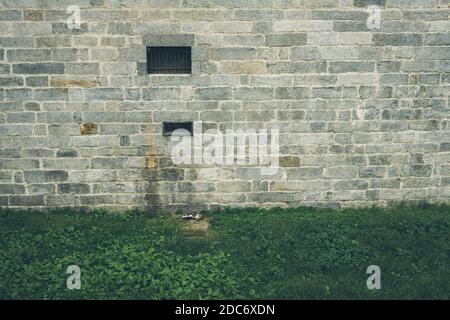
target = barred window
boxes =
[163,122,193,136]
[147,47,192,74]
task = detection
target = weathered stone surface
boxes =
[220,61,266,74]
[0,1,449,210]
[23,9,43,21]
[9,195,44,206]
[265,33,307,47]
[23,170,68,183]
[13,63,65,74]
[50,78,99,88]
[58,183,91,194]
[194,87,232,100]
[91,157,128,169]
[353,0,386,7]
[56,148,78,158]
[275,87,309,100]
[80,123,98,135]
[0,184,26,194]
[143,34,195,46]
[373,34,423,46]
[279,156,301,167]
[26,76,48,87]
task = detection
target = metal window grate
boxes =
[147,46,192,74]
[163,122,193,136]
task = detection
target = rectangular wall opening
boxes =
[147,46,192,74]
[163,122,193,136]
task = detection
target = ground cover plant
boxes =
[0,203,449,299]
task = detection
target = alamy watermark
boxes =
[66,265,81,290]
[366,265,381,290]
[169,122,280,176]
[66,5,81,30]
[366,5,381,31]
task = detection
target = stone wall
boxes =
[0,0,449,211]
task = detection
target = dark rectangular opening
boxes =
[163,122,193,136]
[147,46,192,74]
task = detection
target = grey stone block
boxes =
[27,184,55,194]
[24,170,68,183]
[58,183,91,194]
[233,87,273,100]
[210,47,257,60]
[403,10,449,21]
[194,87,232,100]
[0,64,11,74]
[9,195,44,206]
[52,23,89,35]
[0,10,22,21]
[107,22,136,35]
[14,171,24,183]
[91,157,128,169]
[359,167,386,178]
[0,196,8,206]
[65,63,99,75]
[26,76,48,87]
[235,9,283,20]
[400,165,433,177]
[5,88,32,101]
[21,148,54,157]
[312,10,369,19]
[329,62,375,73]
[0,77,24,87]
[85,88,123,101]
[287,168,323,180]
[79,195,114,205]
[265,33,307,46]
[373,34,423,46]
[143,34,195,46]
[52,48,79,61]
[353,0,386,7]
[6,112,35,123]
[34,88,68,101]
[0,171,12,181]
[13,63,65,74]
[0,184,25,194]
[376,61,401,73]
[425,33,450,46]
[312,87,342,99]
[6,49,51,61]
[267,61,326,74]
[334,180,369,190]
[291,47,320,61]
[275,87,310,100]
[57,149,79,158]
[0,159,39,170]
[0,37,34,47]
[143,87,182,100]
[334,21,369,32]
[36,37,72,48]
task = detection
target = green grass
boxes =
[0,203,449,300]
